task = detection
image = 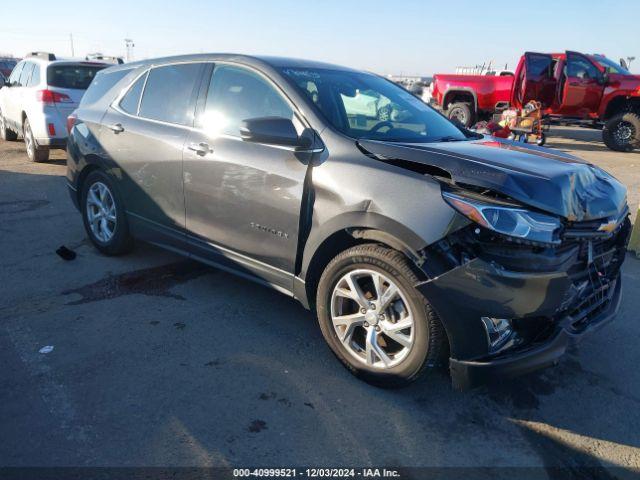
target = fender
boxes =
[599,91,640,119]
[299,210,429,281]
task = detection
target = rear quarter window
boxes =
[47,64,106,90]
[80,68,132,107]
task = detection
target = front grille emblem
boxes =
[597,219,619,233]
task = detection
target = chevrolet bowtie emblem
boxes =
[597,219,619,233]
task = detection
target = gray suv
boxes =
[67,54,630,389]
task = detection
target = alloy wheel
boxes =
[613,121,635,146]
[330,269,415,369]
[86,182,117,243]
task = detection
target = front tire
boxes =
[23,117,49,162]
[316,244,447,388]
[81,170,134,255]
[602,112,640,152]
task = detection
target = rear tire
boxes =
[447,102,475,127]
[316,244,447,388]
[0,109,18,141]
[81,170,134,256]
[23,117,49,162]
[602,112,640,152]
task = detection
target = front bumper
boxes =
[37,137,67,148]
[447,275,622,390]
[416,227,627,390]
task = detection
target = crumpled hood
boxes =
[358,138,627,221]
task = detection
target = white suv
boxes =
[0,52,109,162]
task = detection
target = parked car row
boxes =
[0,52,110,161]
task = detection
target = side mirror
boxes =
[239,117,312,149]
[601,71,609,85]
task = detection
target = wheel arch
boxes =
[74,157,105,205]
[442,88,477,111]
[297,213,429,310]
[603,95,640,120]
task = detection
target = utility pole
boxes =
[69,33,75,57]
[124,38,135,62]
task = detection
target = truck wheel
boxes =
[23,117,49,162]
[447,102,475,127]
[602,112,640,152]
[0,109,18,141]
[316,244,447,388]
[81,170,134,255]
[536,133,546,147]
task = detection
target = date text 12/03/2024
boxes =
[233,468,401,478]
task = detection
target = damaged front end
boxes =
[418,205,630,390]
[356,138,631,389]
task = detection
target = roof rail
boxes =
[85,54,124,65]
[27,52,56,61]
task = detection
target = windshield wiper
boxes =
[434,136,466,142]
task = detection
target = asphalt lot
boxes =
[1,127,639,476]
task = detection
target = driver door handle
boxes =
[107,123,124,134]
[187,142,213,156]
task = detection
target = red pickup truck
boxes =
[431,51,640,151]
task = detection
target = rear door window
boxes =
[525,53,553,78]
[26,64,40,87]
[9,62,24,85]
[118,72,147,115]
[19,62,35,86]
[47,64,105,90]
[138,63,203,126]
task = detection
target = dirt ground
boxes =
[1,127,639,477]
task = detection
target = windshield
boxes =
[592,55,631,75]
[280,67,467,143]
[47,64,105,90]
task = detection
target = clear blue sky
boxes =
[2,0,639,74]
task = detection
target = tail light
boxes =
[66,112,78,133]
[36,89,73,105]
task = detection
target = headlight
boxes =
[443,191,561,245]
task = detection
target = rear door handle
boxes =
[187,142,213,156]
[107,123,124,134]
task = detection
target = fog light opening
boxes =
[481,317,513,353]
